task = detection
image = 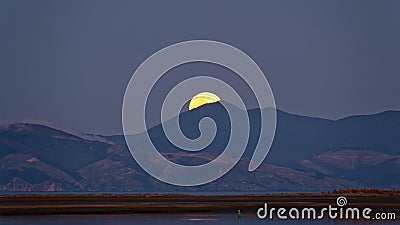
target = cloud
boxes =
[15,118,114,145]
[79,133,115,145]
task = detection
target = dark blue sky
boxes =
[1,0,399,134]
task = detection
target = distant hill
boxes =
[0,105,399,192]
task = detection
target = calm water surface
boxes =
[0,214,397,225]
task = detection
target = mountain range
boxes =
[1,103,399,192]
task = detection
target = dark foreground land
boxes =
[1,189,399,215]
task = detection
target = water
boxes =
[0,214,397,225]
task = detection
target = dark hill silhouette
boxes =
[0,106,399,192]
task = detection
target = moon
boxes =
[189,92,221,110]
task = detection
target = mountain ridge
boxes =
[1,107,399,192]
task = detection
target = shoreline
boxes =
[1,191,399,215]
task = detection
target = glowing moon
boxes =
[189,92,221,110]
